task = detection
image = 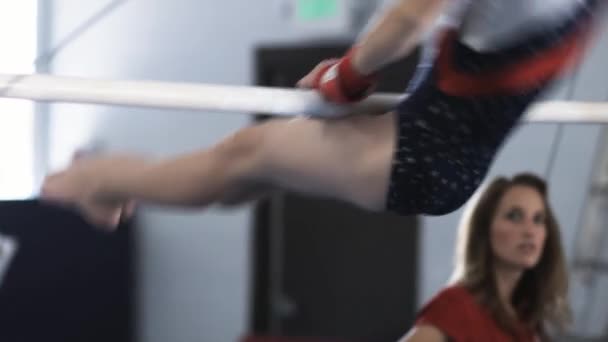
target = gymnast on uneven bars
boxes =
[40,0,607,230]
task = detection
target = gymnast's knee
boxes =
[214,123,272,174]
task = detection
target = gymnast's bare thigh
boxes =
[248,112,398,211]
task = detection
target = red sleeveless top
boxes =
[415,285,539,342]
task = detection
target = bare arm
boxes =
[352,0,448,75]
[399,325,447,342]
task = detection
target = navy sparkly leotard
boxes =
[386,0,603,216]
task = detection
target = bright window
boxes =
[0,2,37,199]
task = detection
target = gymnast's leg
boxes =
[41,112,398,228]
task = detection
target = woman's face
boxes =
[490,185,548,270]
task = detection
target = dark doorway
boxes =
[249,42,422,342]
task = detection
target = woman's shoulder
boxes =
[425,283,475,306]
[414,284,480,341]
[416,284,481,324]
